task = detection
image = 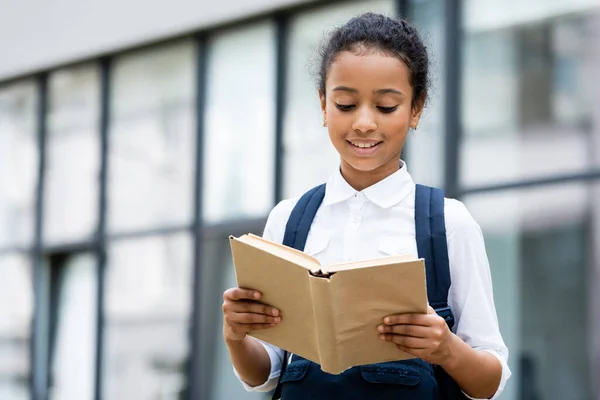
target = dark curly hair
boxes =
[317,12,430,109]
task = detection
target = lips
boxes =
[347,140,383,156]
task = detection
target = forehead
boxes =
[326,51,412,92]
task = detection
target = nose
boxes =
[351,106,377,134]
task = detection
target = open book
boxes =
[229,234,428,374]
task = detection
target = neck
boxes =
[339,159,401,192]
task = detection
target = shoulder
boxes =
[262,195,301,244]
[443,197,484,242]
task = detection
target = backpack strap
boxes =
[414,184,455,330]
[272,184,326,400]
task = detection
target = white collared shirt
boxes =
[234,161,511,399]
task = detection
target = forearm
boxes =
[226,336,272,387]
[441,334,502,399]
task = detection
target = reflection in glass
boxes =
[103,233,193,399]
[0,254,33,400]
[203,21,275,223]
[44,65,100,245]
[283,0,396,198]
[0,82,38,248]
[49,254,97,400]
[464,182,599,400]
[108,42,196,233]
[461,4,600,186]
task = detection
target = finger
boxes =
[224,287,261,301]
[395,344,423,358]
[230,300,280,316]
[377,324,430,338]
[427,305,436,314]
[248,323,279,331]
[228,312,281,325]
[383,313,432,327]
[379,334,429,349]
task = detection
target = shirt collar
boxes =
[322,160,415,208]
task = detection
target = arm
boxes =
[379,307,501,399]
[222,288,282,388]
[379,199,510,399]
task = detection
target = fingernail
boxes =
[377,325,384,333]
[271,309,279,316]
[384,317,391,324]
[270,323,277,327]
[253,292,260,299]
[379,334,385,340]
[274,317,281,322]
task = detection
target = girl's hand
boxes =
[377,306,457,366]
[222,288,282,342]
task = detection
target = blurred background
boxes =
[0,0,599,399]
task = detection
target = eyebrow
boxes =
[332,86,404,96]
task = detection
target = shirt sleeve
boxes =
[445,199,512,400]
[232,198,297,392]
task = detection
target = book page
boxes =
[323,253,417,274]
[240,234,322,273]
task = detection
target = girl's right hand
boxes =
[222,287,281,342]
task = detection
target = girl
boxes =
[222,13,510,400]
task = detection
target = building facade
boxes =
[0,0,599,399]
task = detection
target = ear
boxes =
[318,89,327,126]
[410,93,425,129]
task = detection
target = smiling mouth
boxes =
[347,140,382,149]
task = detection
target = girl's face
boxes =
[320,50,422,177]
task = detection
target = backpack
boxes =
[271,183,468,400]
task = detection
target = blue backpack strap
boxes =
[415,185,469,399]
[414,184,455,330]
[272,184,326,400]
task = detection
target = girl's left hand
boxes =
[377,305,457,366]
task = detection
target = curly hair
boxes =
[317,12,430,109]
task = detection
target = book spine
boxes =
[309,276,341,374]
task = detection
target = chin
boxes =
[345,158,385,173]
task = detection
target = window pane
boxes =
[461,3,600,187]
[283,0,396,198]
[108,42,196,233]
[103,233,193,399]
[203,22,275,223]
[44,65,100,245]
[464,182,600,400]
[0,254,33,400]
[49,254,97,400]
[0,82,38,248]
[198,236,267,400]
[404,0,446,187]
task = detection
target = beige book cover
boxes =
[229,233,428,375]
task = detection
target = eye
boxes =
[335,103,356,112]
[377,105,398,114]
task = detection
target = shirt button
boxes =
[351,215,360,223]
[354,192,363,200]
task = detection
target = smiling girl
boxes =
[222,13,510,400]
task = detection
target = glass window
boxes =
[44,65,100,245]
[404,0,447,187]
[103,233,193,399]
[283,0,397,198]
[203,21,276,223]
[108,42,196,233]
[463,181,600,400]
[461,3,600,187]
[0,82,38,248]
[198,235,267,400]
[48,253,97,400]
[0,254,33,400]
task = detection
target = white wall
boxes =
[0,0,315,81]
